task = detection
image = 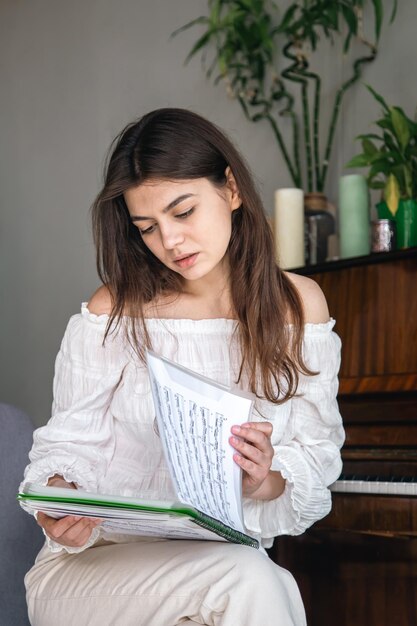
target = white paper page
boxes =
[101,517,227,541]
[146,351,254,534]
[23,484,176,510]
[20,498,177,520]
[21,498,226,541]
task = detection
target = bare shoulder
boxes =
[284,271,330,324]
[87,285,113,315]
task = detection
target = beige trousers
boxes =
[25,539,306,626]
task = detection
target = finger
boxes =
[59,517,100,544]
[36,511,74,534]
[38,513,99,540]
[230,436,271,467]
[36,511,53,528]
[233,452,265,480]
[39,514,80,538]
[231,424,273,453]
[239,421,273,437]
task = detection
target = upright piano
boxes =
[270,248,417,626]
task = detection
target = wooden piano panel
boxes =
[320,493,417,537]
[270,248,417,626]
[312,252,417,393]
[270,530,417,626]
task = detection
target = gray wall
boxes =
[1,0,416,426]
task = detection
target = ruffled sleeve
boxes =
[242,320,345,548]
[20,305,129,552]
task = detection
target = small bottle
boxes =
[371,219,396,253]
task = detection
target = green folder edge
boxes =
[17,492,259,549]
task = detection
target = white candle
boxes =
[274,188,305,269]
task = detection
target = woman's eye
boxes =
[139,224,156,236]
[176,208,194,219]
[138,208,194,235]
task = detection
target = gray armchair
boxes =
[0,403,44,625]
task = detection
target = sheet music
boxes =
[146,351,254,534]
[21,496,227,541]
[100,517,227,541]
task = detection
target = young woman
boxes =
[21,108,344,626]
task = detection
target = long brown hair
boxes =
[92,108,313,403]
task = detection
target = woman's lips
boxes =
[173,253,199,269]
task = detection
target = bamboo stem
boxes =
[285,61,322,191]
[237,91,300,187]
[266,113,301,187]
[299,69,321,191]
[282,43,313,191]
[301,80,313,191]
[272,77,302,190]
[321,52,376,188]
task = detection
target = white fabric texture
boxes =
[26,539,307,626]
[20,303,344,553]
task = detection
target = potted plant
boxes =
[174,0,397,205]
[346,86,417,248]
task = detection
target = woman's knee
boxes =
[217,545,296,591]
[200,546,305,625]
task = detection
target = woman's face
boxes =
[124,175,241,287]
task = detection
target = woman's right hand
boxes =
[36,512,102,548]
[36,474,101,548]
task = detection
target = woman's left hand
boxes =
[229,422,285,500]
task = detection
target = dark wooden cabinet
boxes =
[270,248,417,626]
[271,530,417,626]
[311,250,417,393]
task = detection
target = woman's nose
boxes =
[159,223,185,250]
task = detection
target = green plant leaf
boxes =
[370,149,399,163]
[382,131,399,152]
[275,4,298,34]
[390,107,411,151]
[345,154,372,168]
[343,30,353,54]
[356,133,383,142]
[362,138,378,157]
[171,16,209,39]
[370,0,383,41]
[392,106,413,130]
[390,0,398,23]
[184,30,215,65]
[340,4,357,38]
[366,84,390,113]
[376,119,393,131]
[385,174,400,216]
[368,160,392,178]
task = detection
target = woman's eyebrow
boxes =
[130,193,196,222]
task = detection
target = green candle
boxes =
[339,174,370,258]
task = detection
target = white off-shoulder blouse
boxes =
[21,304,345,553]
